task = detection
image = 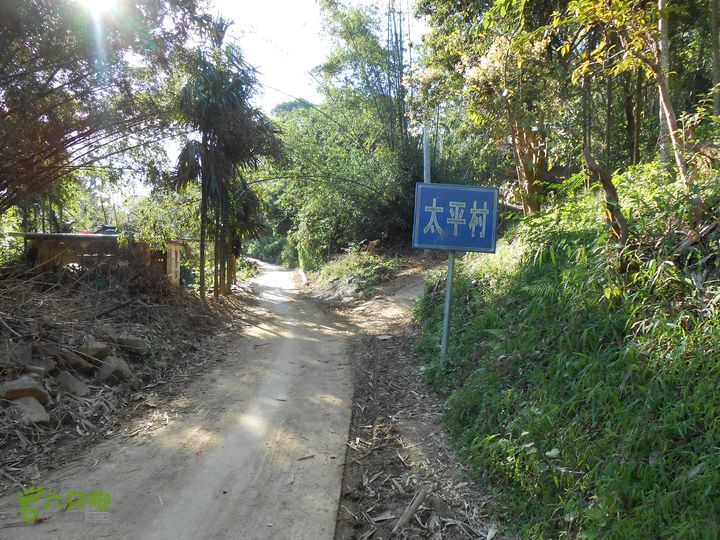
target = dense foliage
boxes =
[252,1,423,269]
[415,165,720,537]
[255,93,412,269]
[0,3,279,297]
[406,2,720,536]
[314,248,403,298]
[172,16,281,299]
[0,0,199,214]
[415,0,719,218]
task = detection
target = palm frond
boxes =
[173,140,204,191]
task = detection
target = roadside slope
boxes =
[335,262,497,539]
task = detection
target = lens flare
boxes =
[77,0,118,18]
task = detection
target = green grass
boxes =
[313,249,403,298]
[414,164,720,538]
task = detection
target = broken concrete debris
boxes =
[10,345,56,375]
[93,324,120,344]
[117,335,149,355]
[29,356,56,375]
[98,355,136,385]
[0,259,227,494]
[10,341,32,364]
[0,376,51,405]
[57,370,90,397]
[36,343,96,375]
[78,339,110,360]
[12,396,50,425]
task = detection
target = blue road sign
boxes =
[412,183,498,252]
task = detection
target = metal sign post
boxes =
[423,124,432,255]
[412,183,499,368]
[439,251,455,363]
[423,124,431,184]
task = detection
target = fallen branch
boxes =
[691,141,720,162]
[94,299,135,319]
[391,486,430,535]
[0,314,22,338]
[674,221,719,254]
[0,468,25,490]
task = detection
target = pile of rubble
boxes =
[0,261,240,493]
[1,331,150,426]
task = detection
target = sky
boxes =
[214,0,327,112]
[213,0,426,113]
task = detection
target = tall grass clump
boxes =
[414,164,720,538]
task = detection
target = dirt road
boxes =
[0,263,353,539]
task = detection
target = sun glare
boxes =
[78,0,118,18]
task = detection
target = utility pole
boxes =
[424,121,453,366]
[423,121,452,365]
[423,123,431,256]
[423,123,431,184]
[440,249,455,366]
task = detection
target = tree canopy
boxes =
[0,0,200,214]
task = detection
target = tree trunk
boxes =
[656,69,704,224]
[583,73,593,187]
[658,0,671,162]
[622,68,643,165]
[583,146,629,244]
[510,130,532,214]
[219,236,226,295]
[213,206,220,299]
[656,72,689,185]
[509,115,544,214]
[225,233,235,295]
[220,195,229,296]
[41,196,46,233]
[584,75,592,151]
[220,229,228,295]
[199,176,208,302]
[633,69,643,164]
[712,0,720,116]
[624,73,635,164]
[605,74,613,170]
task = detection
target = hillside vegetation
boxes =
[314,249,404,299]
[415,165,720,538]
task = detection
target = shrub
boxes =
[247,233,297,268]
[314,248,403,298]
